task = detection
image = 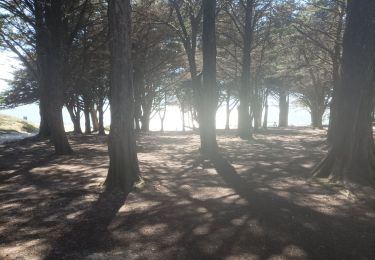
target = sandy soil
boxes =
[0,129,374,260]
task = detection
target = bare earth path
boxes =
[0,129,374,259]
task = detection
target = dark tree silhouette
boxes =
[36,0,73,154]
[199,0,218,154]
[313,0,375,186]
[238,0,254,139]
[105,0,140,191]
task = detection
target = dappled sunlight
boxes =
[1,129,374,259]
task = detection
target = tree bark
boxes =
[310,105,324,129]
[313,0,375,186]
[35,0,72,154]
[98,98,106,135]
[37,97,51,138]
[181,102,186,132]
[90,105,99,132]
[83,98,91,134]
[238,0,254,139]
[263,93,268,129]
[225,91,231,131]
[106,0,140,192]
[278,88,289,127]
[327,1,345,143]
[133,63,144,132]
[67,103,82,134]
[199,0,218,155]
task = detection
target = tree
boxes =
[293,0,345,140]
[237,0,254,139]
[200,0,218,154]
[312,0,375,186]
[105,0,140,192]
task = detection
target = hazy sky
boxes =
[0,51,324,131]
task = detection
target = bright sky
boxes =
[0,51,324,131]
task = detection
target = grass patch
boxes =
[0,114,38,133]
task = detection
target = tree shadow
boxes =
[209,153,375,259]
[44,188,129,259]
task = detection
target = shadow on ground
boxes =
[0,129,374,259]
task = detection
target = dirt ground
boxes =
[0,128,374,260]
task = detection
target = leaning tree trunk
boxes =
[313,0,375,186]
[238,0,254,140]
[278,88,289,127]
[106,0,140,192]
[199,0,218,155]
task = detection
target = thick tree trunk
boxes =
[106,0,140,192]
[278,88,289,127]
[238,0,254,139]
[199,0,218,155]
[36,0,72,154]
[140,116,150,132]
[38,98,51,138]
[35,1,50,139]
[313,0,375,186]
[327,2,345,143]
[310,105,324,129]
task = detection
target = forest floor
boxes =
[0,128,374,260]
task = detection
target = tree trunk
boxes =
[98,98,105,135]
[263,95,268,129]
[160,117,165,132]
[36,0,72,154]
[67,103,82,134]
[140,116,150,131]
[181,102,186,132]
[278,88,289,127]
[313,0,375,186]
[90,105,99,132]
[38,97,51,138]
[133,63,144,132]
[253,99,262,131]
[35,0,50,139]
[238,0,254,139]
[83,98,91,134]
[225,90,230,130]
[106,0,140,192]
[199,0,218,155]
[310,105,324,129]
[327,1,345,143]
